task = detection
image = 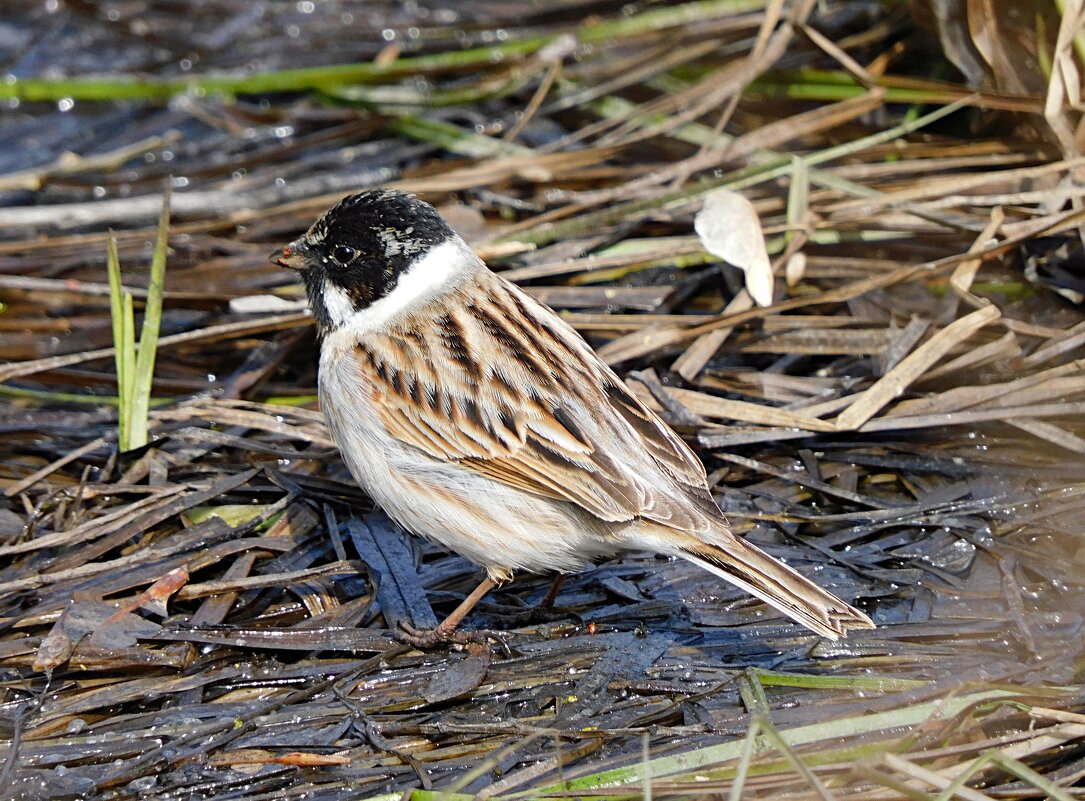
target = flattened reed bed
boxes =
[1,1,1084,798]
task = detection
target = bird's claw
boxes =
[395,621,501,650]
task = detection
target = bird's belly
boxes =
[318,353,612,577]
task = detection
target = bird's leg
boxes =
[489,573,568,627]
[539,574,566,610]
[434,577,497,636]
[397,577,497,647]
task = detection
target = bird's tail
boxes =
[675,530,874,640]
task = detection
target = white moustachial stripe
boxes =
[340,238,476,333]
[321,280,358,329]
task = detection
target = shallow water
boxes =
[1,2,1084,799]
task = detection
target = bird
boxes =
[271,189,874,645]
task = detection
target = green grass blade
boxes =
[385,116,532,158]
[105,232,129,449]
[750,668,927,692]
[935,750,1077,801]
[128,185,171,450]
[0,37,551,102]
[120,291,135,450]
[754,716,836,801]
[985,753,1077,801]
[737,670,771,716]
[0,385,171,407]
[0,0,764,103]
[105,232,124,375]
[727,716,763,801]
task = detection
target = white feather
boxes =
[322,281,357,329]
[340,238,478,334]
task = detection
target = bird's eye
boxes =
[331,245,357,265]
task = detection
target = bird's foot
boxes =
[395,621,502,650]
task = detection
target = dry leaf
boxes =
[694,189,775,307]
[136,567,190,617]
[786,252,807,286]
[33,597,159,671]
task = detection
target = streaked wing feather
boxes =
[356,271,712,529]
[460,457,568,501]
[602,373,707,489]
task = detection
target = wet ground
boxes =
[1,2,1085,799]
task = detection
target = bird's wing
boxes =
[354,272,712,529]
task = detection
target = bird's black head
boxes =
[271,189,455,329]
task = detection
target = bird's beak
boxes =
[270,239,309,271]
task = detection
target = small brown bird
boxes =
[272,190,874,644]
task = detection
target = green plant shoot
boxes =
[105,186,171,451]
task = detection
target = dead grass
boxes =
[1,1,1084,799]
